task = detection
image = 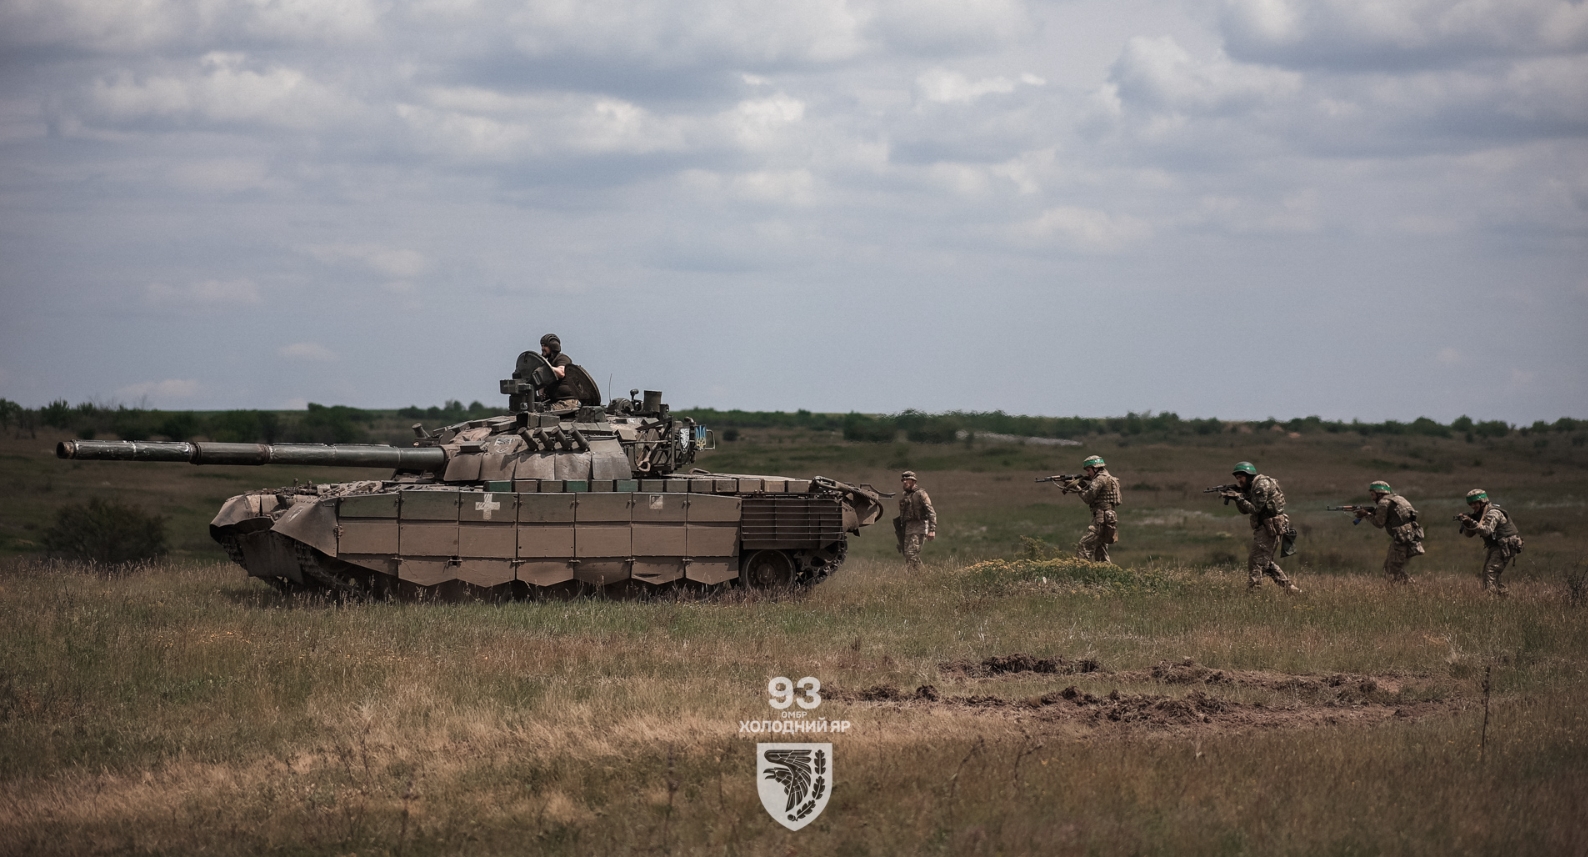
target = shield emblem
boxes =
[756,743,832,830]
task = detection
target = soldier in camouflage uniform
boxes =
[1458,489,1524,596]
[538,333,582,412]
[1354,481,1425,584]
[1221,462,1301,593]
[896,471,937,573]
[1050,455,1122,563]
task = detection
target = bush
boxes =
[288,403,372,443]
[41,498,168,566]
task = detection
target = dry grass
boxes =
[2,554,1585,856]
[3,424,1586,854]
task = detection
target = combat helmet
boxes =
[1232,461,1257,476]
[1466,489,1488,504]
[1369,481,1392,494]
[1082,455,1106,469]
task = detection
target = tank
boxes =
[55,351,889,598]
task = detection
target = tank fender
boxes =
[273,498,340,557]
[211,493,273,529]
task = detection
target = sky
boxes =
[0,0,1584,423]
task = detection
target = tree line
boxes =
[2,398,1579,445]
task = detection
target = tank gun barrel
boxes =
[57,440,448,471]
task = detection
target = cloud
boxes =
[279,342,338,361]
[724,94,805,148]
[1437,347,1462,364]
[88,52,357,131]
[166,158,280,193]
[308,244,428,278]
[1108,36,1301,116]
[916,69,1018,104]
[1017,206,1152,252]
[1220,0,1588,71]
[117,379,200,401]
[396,89,690,160]
[0,0,385,54]
[680,169,817,205]
[144,279,262,306]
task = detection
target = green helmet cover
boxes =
[1232,461,1257,476]
[1466,489,1488,503]
[1082,455,1106,468]
[1369,481,1392,494]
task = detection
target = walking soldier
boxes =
[1048,455,1122,563]
[1219,462,1301,593]
[1357,481,1425,583]
[1457,489,1524,596]
[895,471,937,572]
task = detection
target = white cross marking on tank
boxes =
[476,494,500,520]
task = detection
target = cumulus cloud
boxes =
[117,378,200,401]
[1221,0,1588,70]
[1016,206,1152,252]
[279,342,338,361]
[88,52,358,130]
[308,244,427,279]
[1108,36,1301,116]
[144,279,262,306]
[916,69,1018,104]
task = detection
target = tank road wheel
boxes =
[742,549,796,590]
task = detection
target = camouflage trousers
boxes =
[1248,524,1296,589]
[902,533,926,572]
[1383,541,1420,584]
[1482,545,1513,595]
[1076,509,1118,563]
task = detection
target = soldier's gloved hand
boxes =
[1221,490,1241,500]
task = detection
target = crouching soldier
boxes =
[1458,489,1524,596]
[1360,481,1425,584]
[1222,461,1301,594]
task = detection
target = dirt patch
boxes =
[1114,658,1419,704]
[939,652,1105,678]
[830,658,1459,735]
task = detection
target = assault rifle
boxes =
[1326,505,1372,525]
[1204,484,1240,505]
[1036,473,1085,494]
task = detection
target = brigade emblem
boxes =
[756,743,831,830]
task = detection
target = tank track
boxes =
[791,540,848,587]
[293,540,371,601]
[218,534,247,569]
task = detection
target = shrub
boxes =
[843,412,897,443]
[41,498,168,566]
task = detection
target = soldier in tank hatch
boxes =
[1048,455,1121,563]
[538,333,581,412]
[1457,489,1524,596]
[1356,481,1425,584]
[1221,462,1301,594]
[895,471,937,573]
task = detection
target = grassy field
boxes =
[2,423,1586,855]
